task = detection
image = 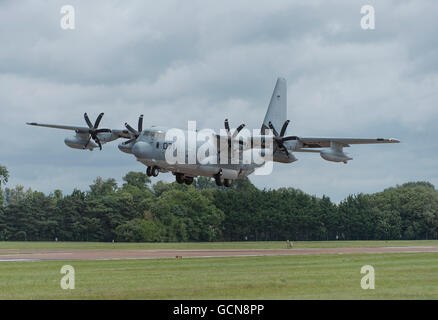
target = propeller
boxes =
[83,113,112,150]
[267,120,298,156]
[224,119,245,148]
[123,115,144,145]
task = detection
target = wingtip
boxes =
[378,137,400,143]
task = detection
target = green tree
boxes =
[122,171,151,191]
[0,165,8,207]
[151,186,225,241]
[0,165,8,187]
[115,218,164,242]
[88,177,118,197]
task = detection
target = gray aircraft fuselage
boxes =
[117,126,278,180]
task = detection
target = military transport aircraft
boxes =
[27,78,399,187]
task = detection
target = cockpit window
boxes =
[142,130,164,139]
[143,131,155,137]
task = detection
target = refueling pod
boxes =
[64,136,96,150]
[320,141,352,164]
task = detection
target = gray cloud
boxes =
[1,0,438,201]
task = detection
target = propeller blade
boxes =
[277,141,289,156]
[96,138,102,150]
[280,120,290,137]
[123,138,136,145]
[84,136,91,149]
[84,113,93,129]
[125,123,139,136]
[94,112,104,129]
[268,121,279,137]
[138,115,144,133]
[282,146,289,156]
[236,123,245,133]
[224,119,230,133]
[232,124,245,139]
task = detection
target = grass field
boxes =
[0,240,437,299]
[0,252,437,299]
[1,240,438,251]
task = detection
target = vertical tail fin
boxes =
[262,77,287,134]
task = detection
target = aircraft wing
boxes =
[111,129,131,139]
[27,122,91,133]
[26,122,131,138]
[296,137,400,149]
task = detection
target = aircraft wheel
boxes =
[151,166,159,177]
[223,179,232,187]
[184,177,194,185]
[215,175,223,186]
[146,166,152,177]
[176,174,185,184]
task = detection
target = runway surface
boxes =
[0,246,437,261]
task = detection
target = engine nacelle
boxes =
[64,136,96,150]
[320,149,352,164]
[273,152,297,163]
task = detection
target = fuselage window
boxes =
[163,142,168,150]
[156,142,159,148]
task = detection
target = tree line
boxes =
[0,165,437,242]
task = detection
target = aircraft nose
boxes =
[132,141,153,159]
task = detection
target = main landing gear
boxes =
[175,173,193,185]
[214,174,232,187]
[173,172,232,187]
[146,166,159,177]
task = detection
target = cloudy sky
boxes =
[1,0,437,201]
